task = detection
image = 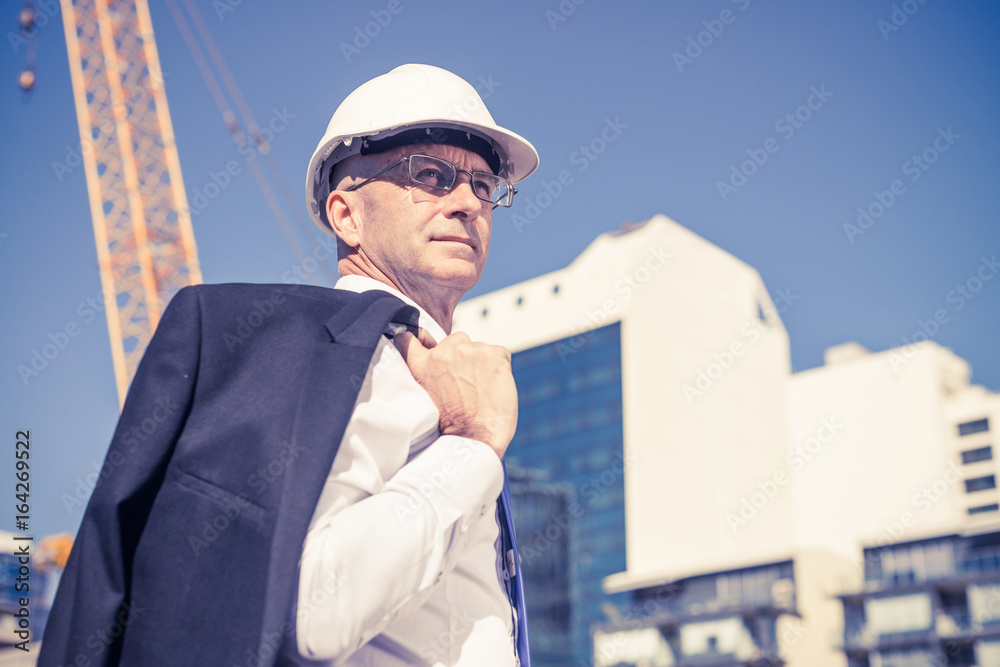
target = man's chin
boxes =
[426,260,482,292]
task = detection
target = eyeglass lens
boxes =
[407,155,513,207]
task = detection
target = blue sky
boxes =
[2,0,998,538]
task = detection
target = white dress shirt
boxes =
[288,275,515,667]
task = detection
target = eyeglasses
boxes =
[345,154,517,208]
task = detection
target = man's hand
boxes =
[393,330,518,459]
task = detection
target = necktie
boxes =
[498,468,530,667]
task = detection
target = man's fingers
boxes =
[391,330,419,364]
[391,328,435,367]
[415,327,437,349]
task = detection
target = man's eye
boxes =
[473,180,493,198]
[415,168,446,186]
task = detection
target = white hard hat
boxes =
[305,64,539,234]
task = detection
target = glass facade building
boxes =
[507,322,628,666]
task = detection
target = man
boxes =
[39,64,539,667]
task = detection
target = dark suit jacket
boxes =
[39,283,430,666]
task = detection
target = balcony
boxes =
[961,549,1000,577]
[934,609,1000,641]
[848,627,931,651]
[675,647,784,667]
[620,596,798,632]
[838,548,1000,599]
[841,611,1000,656]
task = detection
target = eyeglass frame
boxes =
[343,154,518,209]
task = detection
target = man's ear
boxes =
[326,190,361,249]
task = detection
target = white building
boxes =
[458,215,795,580]
[456,215,1000,666]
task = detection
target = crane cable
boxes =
[163,0,336,286]
[179,0,321,262]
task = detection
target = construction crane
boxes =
[56,0,202,406]
[16,0,328,405]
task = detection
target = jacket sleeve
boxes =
[38,286,202,667]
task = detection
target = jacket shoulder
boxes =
[176,282,354,304]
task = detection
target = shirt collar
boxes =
[334,275,447,343]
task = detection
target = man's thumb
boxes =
[392,329,434,372]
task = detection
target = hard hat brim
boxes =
[306,120,538,234]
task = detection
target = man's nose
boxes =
[443,173,484,216]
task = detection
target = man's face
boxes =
[336,143,494,299]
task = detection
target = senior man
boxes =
[39,64,538,667]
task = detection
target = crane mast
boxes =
[59,0,201,406]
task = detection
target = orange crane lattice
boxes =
[59,0,201,406]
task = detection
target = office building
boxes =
[457,215,796,665]
[456,215,999,666]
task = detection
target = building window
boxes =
[968,503,1000,516]
[962,446,993,465]
[965,475,997,493]
[864,593,932,635]
[958,418,990,436]
[923,541,955,580]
